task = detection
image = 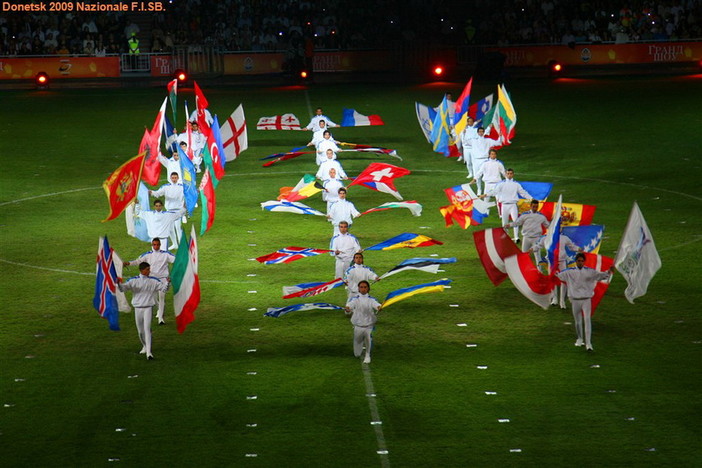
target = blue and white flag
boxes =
[264,302,345,318]
[415,102,436,143]
[341,108,384,126]
[93,236,120,331]
[260,200,326,216]
[543,194,562,274]
[379,257,457,280]
[283,278,345,299]
[562,224,604,267]
[178,146,199,215]
[519,182,553,201]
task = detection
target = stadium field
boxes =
[1,74,701,466]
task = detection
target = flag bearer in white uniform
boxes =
[345,281,382,364]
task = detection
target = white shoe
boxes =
[147,354,154,360]
[457,157,464,162]
[560,303,567,309]
[363,354,371,364]
[586,345,594,352]
[550,299,558,306]
[139,346,147,354]
[574,339,584,347]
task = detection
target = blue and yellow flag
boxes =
[429,95,451,157]
[381,279,452,309]
[365,233,443,251]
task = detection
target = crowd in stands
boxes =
[1,0,700,56]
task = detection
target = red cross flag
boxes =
[220,104,248,161]
[347,163,411,200]
[256,113,301,130]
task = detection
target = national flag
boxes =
[125,182,151,242]
[167,78,177,125]
[486,84,517,146]
[614,202,662,303]
[583,253,615,313]
[439,204,476,229]
[164,115,179,154]
[504,252,556,309]
[193,81,211,135]
[518,182,553,202]
[256,113,301,130]
[208,114,227,172]
[261,150,312,167]
[178,146,198,215]
[429,94,452,156]
[256,246,332,264]
[542,195,563,274]
[201,125,225,189]
[365,233,443,251]
[444,183,494,225]
[468,93,494,123]
[110,249,131,313]
[341,108,384,126]
[260,200,326,216]
[453,78,473,134]
[378,257,457,280]
[141,97,168,186]
[358,201,422,217]
[220,104,248,161]
[171,226,199,333]
[536,201,596,226]
[102,151,146,222]
[381,278,452,309]
[415,102,436,143]
[94,236,120,331]
[472,228,521,286]
[347,162,410,200]
[283,281,326,296]
[283,277,345,299]
[264,302,345,318]
[338,143,401,160]
[561,225,605,267]
[198,169,216,235]
[184,101,194,160]
[277,174,323,202]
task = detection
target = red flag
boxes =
[193,81,211,136]
[504,251,556,310]
[539,201,596,226]
[102,152,146,222]
[220,104,247,161]
[473,228,521,286]
[140,97,167,186]
[347,162,411,200]
[198,169,216,235]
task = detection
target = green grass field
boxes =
[1,74,701,467]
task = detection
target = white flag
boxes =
[614,202,662,303]
[220,104,248,161]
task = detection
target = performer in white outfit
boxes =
[471,149,505,202]
[458,116,478,169]
[330,221,362,279]
[344,281,381,364]
[315,131,342,165]
[344,252,380,300]
[304,107,338,132]
[556,253,614,351]
[469,127,502,193]
[532,222,583,308]
[326,188,360,234]
[322,167,344,212]
[118,262,170,360]
[124,239,176,325]
[158,151,182,182]
[488,169,533,243]
[316,149,347,180]
[136,199,187,250]
[505,199,549,253]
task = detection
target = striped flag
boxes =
[260,200,326,216]
[358,201,422,217]
[341,108,384,126]
[472,228,521,286]
[504,252,556,310]
[381,279,452,308]
[537,201,596,226]
[379,257,457,280]
[264,303,345,318]
[172,226,199,333]
[93,236,120,331]
[365,233,443,251]
[283,278,345,299]
[542,195,563,275]
[256,247,333,264]
[167,78,177,125]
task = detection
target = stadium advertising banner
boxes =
[223,53,286,75]
[0,56,120,79]
[490,42,702,67]
[313,51,394,72]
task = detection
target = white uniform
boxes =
[469,135,501,193]
[316,159,347,180]
[534,234,580,307]
[316,139,342,165]
[127,250,176,322]
[510,210,549,252]
[151,182,185,211]
[158,154,182,182]
[556,266,612,350]
[306,114,338,131]
[344,263,379,299]
[322,178,344,212]
[119,274,170,358]
[459,125,479,172]
[346,293,381,362]
[328,199,360,234]
[330,232,361,279]
[489,179,532,241]
[137,206,187,250]
[474,158,506,198]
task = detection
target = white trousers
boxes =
[353,326,373,358]
[570,298,593,347]
[471,157,488,193]
[134,306,153,355]
[155,278,168,321]
[500,203,519,240]
[335,258,352,280]
[462,144,473,176]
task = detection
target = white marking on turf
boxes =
[361,365,391,467]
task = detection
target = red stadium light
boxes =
[300,70,308,79]
[174,69,188,83]
[433,66,444,76]
[35,71,49,88]
[548,60,564,77]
